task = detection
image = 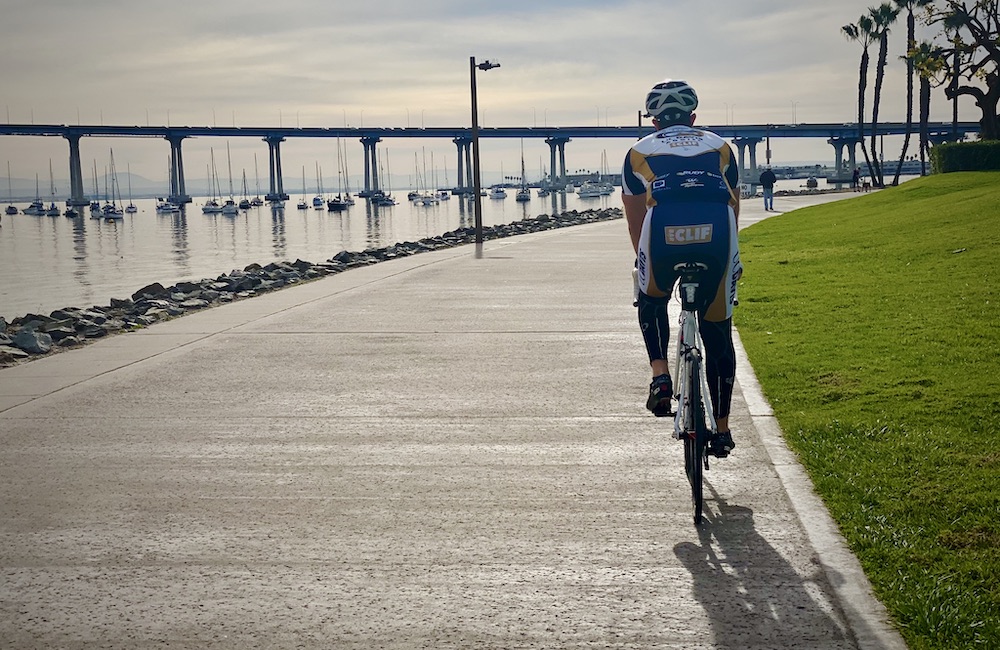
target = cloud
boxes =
[0,0,981,181]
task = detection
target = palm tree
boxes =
[868,3,900,188]
[842,17,877,185]
[912,41,946,175]
[892,0,932,185]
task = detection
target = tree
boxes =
[921,0,1000,140]
[912,41,947,172]
[843,17,878,184]
[893,0,934,184]
[868,3,901,187]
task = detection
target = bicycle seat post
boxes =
[674,262,708,312]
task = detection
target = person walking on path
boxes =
[852,167,861,191]
[759,166,777,211]
[621,78,742,458]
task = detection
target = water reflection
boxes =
[71,214,88,286]
[2,191,617,319]
[270,205,286,258]
[364,200,383,247]
[169,207,190,274]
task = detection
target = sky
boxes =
[0,0,979,191]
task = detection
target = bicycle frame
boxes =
[672,272,719,442]
[670,262,719,525]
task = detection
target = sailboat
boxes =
[22,174,45,215]
[413,149,437,206]
[327,140,349,212]
[156,156,181,213]
[221,142,239,215]
[313,162,324,208]
[297,166,308,209]
[101,150,125,220]
[250,153,264,206]
[45,160,61,215]
[341,140,355,205]
[489,161,507,199]
[239,170,251,209]
[408,152,422,201]
[372,148,397,206]
[6,162,18,215]
[202,149,223,214]
[436,154,451,201]
[89,161,102,215]
[515,142,531,202]
[124,163,138,213]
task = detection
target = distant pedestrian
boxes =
[852,167,861,191]
[759,166,776,211]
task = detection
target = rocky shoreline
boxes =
[0,207,623,366]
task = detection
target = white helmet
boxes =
[644,79,699,121]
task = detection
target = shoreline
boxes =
[0,207,623,367]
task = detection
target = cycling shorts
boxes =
[636,201,741,322]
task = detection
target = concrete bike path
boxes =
[0,191,906,648]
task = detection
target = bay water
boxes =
[0,176,844,321]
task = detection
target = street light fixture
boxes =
[470,56,500,251]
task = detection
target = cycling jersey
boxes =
[622,125,741,322]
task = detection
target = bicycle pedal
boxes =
[652,405,674,417]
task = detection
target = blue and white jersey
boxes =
[622,125,739,210]
[624,125,742,321]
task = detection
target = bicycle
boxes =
[633,260,723,525]
[648,262,718,525]
[673,261,723,525]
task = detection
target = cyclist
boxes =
[621,79,742,457]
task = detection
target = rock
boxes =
[0,345,30,362]
[45,326,78,343]
[81,326,107,339]
[132,282,169,301]
[37,318,75,333]
[173,281,202,294]
[13,329,53,354]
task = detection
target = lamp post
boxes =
[470,56,500,250]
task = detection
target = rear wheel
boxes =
[684,358,706,525]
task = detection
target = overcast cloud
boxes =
[0,0,973,186]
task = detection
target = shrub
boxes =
[931,140,1000,172]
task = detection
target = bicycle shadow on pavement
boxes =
[673,484,856,648]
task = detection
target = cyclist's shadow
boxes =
[673,485,853,647]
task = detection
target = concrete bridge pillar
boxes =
[63,132,88,206]
[166,134,191,204]
[464,143,472,194]
[827,137,860,181]
[360,137,382,196]
[545,137,571,188]
[264,136,289,201]
[731,137,761,182]
[453,137,471,192]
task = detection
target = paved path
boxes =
[0,191,907,648]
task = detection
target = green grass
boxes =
[735,172,1000,650]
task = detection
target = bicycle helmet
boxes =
[644,79,699,123]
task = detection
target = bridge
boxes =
[0,121,980,205]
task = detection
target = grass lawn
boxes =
[735,172,1000,650]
